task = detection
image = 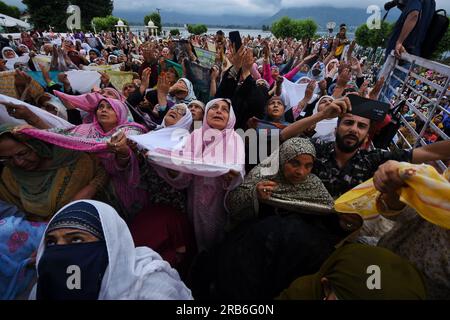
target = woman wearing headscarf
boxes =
[311,95,338,142]
[88,48,101,64]
[278,244,426,300]
[226,138,334,230]
[128,104,196,277]
[151,98,245,252]
[1,47,30,71]
[0,124,108,221]
[20,32,34,51]
[307,61,325,82]
[188,100,206,123]
[16,95,148,221]
[30,200,193,300]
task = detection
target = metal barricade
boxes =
[379,51,449,171]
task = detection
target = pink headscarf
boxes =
[20,96,148,214]
[53,90,131,123]
[150,98,245,179]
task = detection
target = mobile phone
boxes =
[229,31,242,52]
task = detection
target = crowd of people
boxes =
[0,24,449,301]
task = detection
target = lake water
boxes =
[130,26,354,39]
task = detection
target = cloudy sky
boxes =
[5,0,450,16]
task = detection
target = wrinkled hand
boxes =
[339,213,362,232]
[395,42,406,59]
[57,72,70,85]
[107,130,129,157]
[4,103,34,121]
[230,45,245,70]
[99,71,110,86]
[242,48,254,74]
[256,180,278,201]
[373,160,405,194]
[318,79,327,93]
[210,65,220,80]
[157,74,171,95]
[336,68,351,88]
[368,76,385,100]
[321,97,351,119]
[304,80,317,101]
[15,69,32,87]
[141,67,152,85]
[223,170,240,186]
[359,80,370,97]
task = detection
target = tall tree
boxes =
[355,21,393,49]
[22,0,70,30]
[71,0,113,30]
[144,12,162,34]
[271,17,317,40]
[0,1,21,18]
[92,15,127,32]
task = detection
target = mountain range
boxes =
[115,6,401,29]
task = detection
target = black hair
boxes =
[337,114,374,129]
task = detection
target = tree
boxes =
[293,19,318,40]
[92,15,128,32]
[187,24,208,35]
[70,0,113,30]
[170,29,180,36]
[355,21,393,49]
[22,0,113,31]
[0,1,21,18]
[22,0,70,30]
[271,17,318,40]
[144,12,162,35]
[432,21,450,60]
[271,17,296,39]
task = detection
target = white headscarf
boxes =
[0,94,73,129]
[168,78,197,105]
[30,200,193,300]
[129,103,193,153]
[312,95,338,142]
[2,47,30,70]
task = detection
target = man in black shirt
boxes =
[281,97,450,198]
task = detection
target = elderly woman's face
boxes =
[328,61,338,72]
[96,101,118,130]
[3,49,16,59]
[18,46,28,54]
[267,99,285,120]
[318,97,334,113]
[283,154,314,184]
[166,70,178,86]
[164,105,186,127]
[0,137,41,171]
[161,48,170,58]
[170,80,189,99]
[45,228,99,247]
[188,103,204,121]
[122,83,136,98]
[206,100,230,130]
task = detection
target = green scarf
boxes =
[277,244,427,300]
[0,124,81,206]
